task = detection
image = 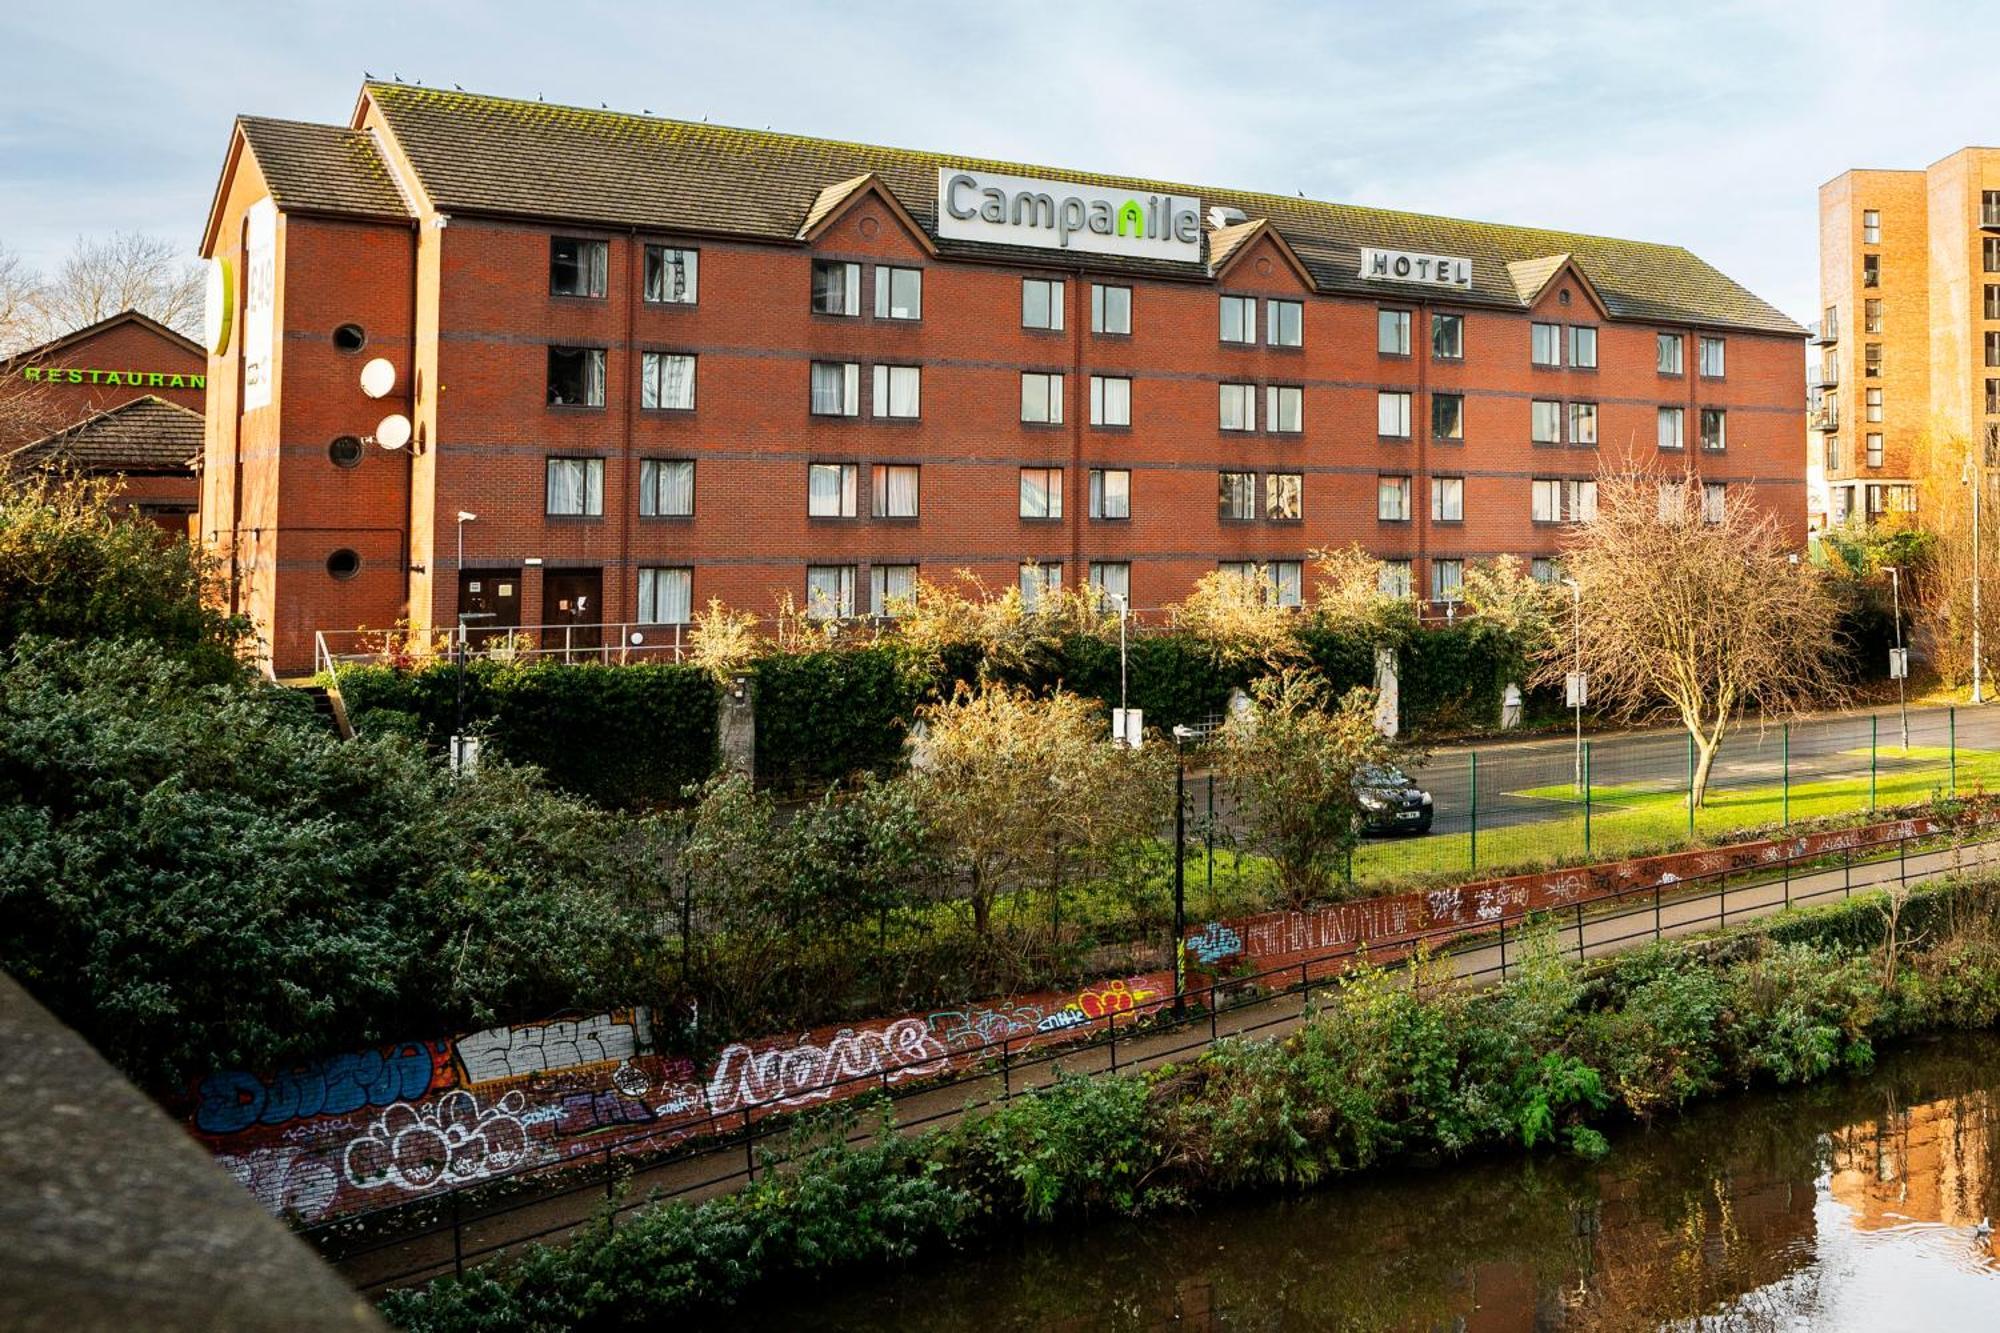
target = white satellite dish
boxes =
[375,413,413,450]
[359,357,397,399]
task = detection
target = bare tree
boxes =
[26,233,204,343]
[0,245,40,356]
[1535,468,1841,809]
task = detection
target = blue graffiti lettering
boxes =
[1186,922,1244,965]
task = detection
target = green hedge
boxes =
[1399,622,1523,736]
[334,660,718,808]
[754,648,925,790]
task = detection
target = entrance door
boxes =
[458,569,522,648]
[542,568,603,656]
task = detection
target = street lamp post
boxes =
[1563,576,1583,790]
[1171,723,1194,1017]
[1109,590,1131,745]
[1888,565,1908,749]
[453,511,477,749]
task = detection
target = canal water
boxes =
[741,1034,2000,1331]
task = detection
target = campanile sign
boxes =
[937,168,1202,263]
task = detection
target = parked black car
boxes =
[1354,764,1434,835]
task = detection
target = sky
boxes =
[0,1,1984,322]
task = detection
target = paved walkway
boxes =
[325,834,2000,1294]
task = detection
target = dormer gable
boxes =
[1509,254,1609,319]
[1207,218,1317,294]
[797,173,937,258]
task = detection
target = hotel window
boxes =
[1220,382,1257,432]
[1431,558,1464,602]
[547,347,606,406]
[1865,299,1883,333]
[1219,295,1257,344]
[1531,399,1563,444]
[1269,561,1303,607]
[1377,390,1411,438]
[808,462,859,517]
[1533,479,1595,524]
[643,245,698,304]
[806,565,856,619]
[1531,479,1562,523]
[1985,191,2000,228]
[1091,283,1132,334]
[1089,468,1131,520]
[636,567,693,624]
[1862,255,1880,288]
[873,266,922,320]
[1088,561,1130,606]
[1268,299,1304,347]
[1019,467,1063,520]
[545,456,605,516]
[872,365,921,418]
[1657,332,1683,375]
[1432,312,1463,360]
[1568,401,1598,446]
[1987,287,2000,321]
[1864,344,1881,378]
[638,459,694,517]
[1531,322,1562,367]
[870,564,917,616]
[1867,387,1884,421]
[1377,474,1411,522]
[872,464,919,518]
[1699,336,1726,377]
[1987,332,2000,368]
[1022,278,1065,330]
[1379,560,1413,599]
[1530,558,1558,585]
[1219,470,1258,521]
[639,352,695,410]
[1985,238,2000,274]
[1021,372,1065,424]
[1700,408,1727,451]
[1378,309,1411,355]
[1702,483,1726,525]
[1862,209,1880,244]
[811,260,861,315]
[550,236,607,297]
[810,361,860,416]
[1887,484,1917,514]
[1090,375,1132,427]
[1988,379,2000,415]
[1431,476,1464,523]
[1433,392,1464,441]
[1266,385,1303,434]
[1266,472,1303,521]
[1657,482,1685,522]
[1019,562,1062,611]
[1570,480,1599,521]
[1658,406,1685,450]
[1825,436,1840,471]
[1568,326,1598,369]
[1866,434,1884,468]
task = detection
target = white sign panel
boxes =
[1565,672,1589,708]
[1359,246,1472,289]
[938,168,1202,263]
[1889,648,1908,680]
[242,197,277,411]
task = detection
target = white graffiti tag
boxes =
[343,1089,539,1192]
[455,1009,651,1085]
[704,1018,950,1115]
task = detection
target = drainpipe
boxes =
[620,228,638,626]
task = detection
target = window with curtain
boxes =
[1658,407,1684,450]
[1431,558,1464,602]
[1022,278,1064,330]
[870,564,917,616]
[1019,562,1062,611]
[1379,560,1413,598]
[1266,385,1303,434]
[872,464,919,518]
[1021,372,1064,424]
[1433,392,1464,441]
[1432,313,1463,360]
[805,565,855,618]
[638,459,694,516]
[1568,401,1598,445]
[1377,391,1411,438]
[1265,472,1302,521]
[547,347,606,406]
[1092,284,1131,334]
[1267,299,1303,347]
[1866,388,1883,421]
[1019,467,1063,519]
[545,457,604,516]
[1700,408,1727,450]
[1867,434,1884,467]
[1089,468,1130,519]
[643,245,698,304]
[1088,561,1130,605]
[810,361,859,416]
[1531,322,1562,367]
[1699,337,1726,377]
[1562,479,1598,522]
[1378,309,1411,355]
[873,266,922,320]
[1377,475,1410,521]
[1568,326,1598,368]
[1431,476,1464,522]
[1219,295,1256,344]
[1530,558,1558,584]
[636,567,692,623]
[808,462,858,517]
[1532,479,1562,523]
[871,365,921,418]
[640,352,695,410]
[1531,399,1562,444]
[1657,333,1683,375]
[1702,483,1726,524]
[1269,561,1303,608]
[1090,375,1131,427]
[1220,383,1256,432]
[1219,471,1257,521]
[811,260,860,315]
[550,237,607,297]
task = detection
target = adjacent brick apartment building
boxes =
[2,310,205,536]
[1817,148,2000,526]
[199,83,1805,676]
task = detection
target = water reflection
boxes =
[737,1036,2000,1331]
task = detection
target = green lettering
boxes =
[101,372,120,386]
[1116,200,1144,238]
[192,374,206,390]
[66,369,82,383]
[148,372,166,387]
[168,374,185,389]
[21,367,39,383]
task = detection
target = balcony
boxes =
[1812,403,1841,433]
[1814,319,1838,345]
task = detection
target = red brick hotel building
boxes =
[197,83,1805,675]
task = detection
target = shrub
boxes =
[754,647,923,790]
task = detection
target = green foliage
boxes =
[753,647,924,790]
[1398,621,1522,736]
[945,1071,1163,1221]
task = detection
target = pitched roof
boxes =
[5,396,203,474]
[0,309,201,370]
[353,83,1799,337]
[237,116,411,221]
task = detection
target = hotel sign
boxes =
[1360,246,1473,289]
[938,168,1202,263]
[19,366,206,389]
